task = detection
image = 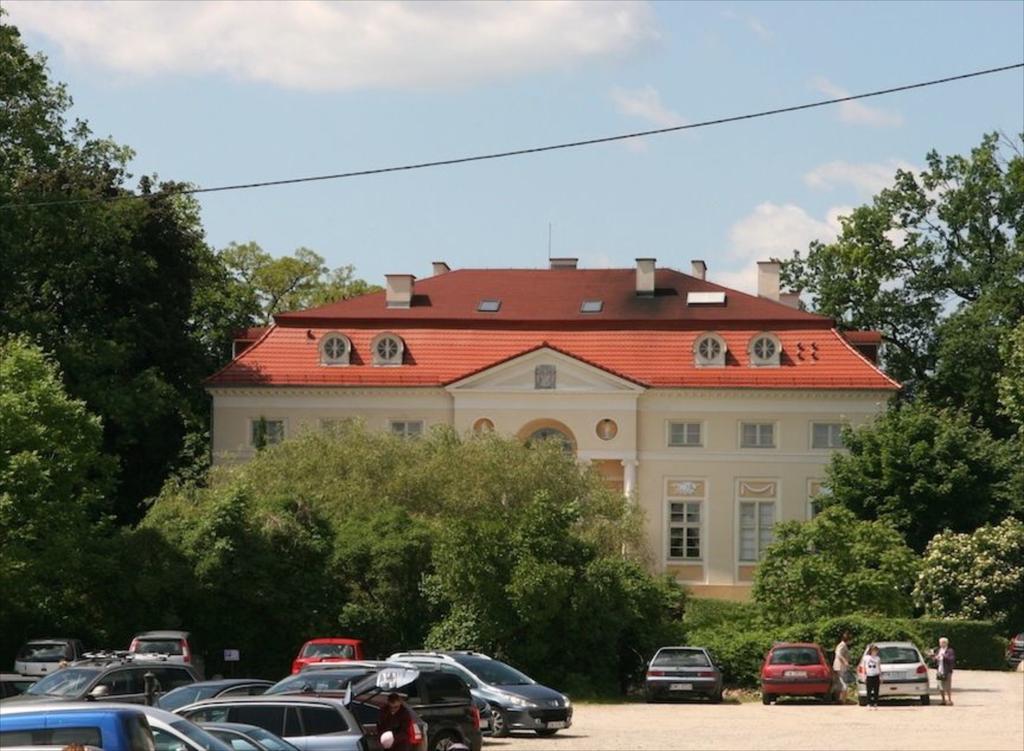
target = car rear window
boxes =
[300,643,356,659]
[135,639,184,655]
[16,642,71,661]
[652,649,710,668]
[1,727,103,747]
[876,646,921,664]
[769,647,821,666]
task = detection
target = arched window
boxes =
[694,333,727,368]
[749,333,781,367]
[320,333,351,366]
[529,427,574,454]
[371,333,404,366]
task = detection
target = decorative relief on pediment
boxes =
[667,480,706,498]
[534,364,556,390]
[738,480,777,498]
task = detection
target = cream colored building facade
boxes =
[208,260,896,599]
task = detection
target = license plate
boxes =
[546,721,566,729]
[670,683,693,691]
[889,672,907,680]
[784,670,808,678]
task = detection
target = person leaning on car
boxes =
[377,692,413,751]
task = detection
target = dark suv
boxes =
[3,657,199,705]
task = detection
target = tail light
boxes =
[291,661,302,674]
[916,664,927,674]
[696,671,715,677]
[408,721,423,746]
[129,639,140,653]
[647,670,665,677]
[181,640,191,664]
[471,705,481,731]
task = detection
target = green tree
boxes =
[821,402,1016,552]
[220,242,381,323]
[913,518,1024,632]
[782,133,1024,436]
[752,507,919,623]
[999,320,1024,433]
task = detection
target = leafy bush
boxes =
[683,598,763,632]
[914,619,1007,670]
[687,626,775,688]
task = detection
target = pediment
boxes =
[446,346,645,393]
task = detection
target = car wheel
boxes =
[430,732,458,751]
[535,729,559,737]
[490,706,509,737]
[761,693,772,705]
[858,696,867,707]
[711,689,723,704]
[920,695,930,706]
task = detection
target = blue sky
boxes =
[8,0,1024,292]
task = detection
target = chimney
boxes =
[431,261,450,275]
[385,274,415,308]
[635,258,656,296]
[549,257,578,270]
[779,291,802,309]
[757,261,781,301]
[691,260,707,280]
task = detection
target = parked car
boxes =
[1007,632,1024,668]
[348,666,481,751]
[760,643,842,705]
[644,647,724,703]
[3,656,200,705]
[130,632,203,677]
[297,662,394,673]
[388,651,570,738]
[176,695,374,751]
[14,639,86,677]
[0,703,156,751]
[200,722,299,751]
[159,681,274,712]
[290,640,365,675]
[265,671,376,696]
[132,704,234,751]
[855,642,931,706]
[1,672,37,699]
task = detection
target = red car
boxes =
[290,638,366,674]
[760,643,842,705]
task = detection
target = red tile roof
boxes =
[207,267,898,391]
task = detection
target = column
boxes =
[621,459,639,499]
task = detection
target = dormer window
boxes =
[749,333,781,367]
[694,333,726,368]
[372,333,404,366]
[320,333,351,366]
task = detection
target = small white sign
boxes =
[224,649,240,662]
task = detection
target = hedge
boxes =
[914,619,1007,670]
[683,597,762,632]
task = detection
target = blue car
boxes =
[0,704,156,751]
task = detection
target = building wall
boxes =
[208,385,886,597]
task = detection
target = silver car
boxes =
[14,639,85,677]
[856,641,931,705]
[644,646,724,703]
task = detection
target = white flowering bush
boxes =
[913,518,1024,631]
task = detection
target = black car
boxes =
[644,646,724,703]
[2,656,200,705]
[265,670,376,696]
[347,667,482,751]
[1007,632,1024,668]
[159,679,274,712]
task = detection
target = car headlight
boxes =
[562,695,572,708]
[501,692,533,707]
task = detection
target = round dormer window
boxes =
[749,333,781,366]
[372,333,404,366]
[321,333,350,365]
[694,333,726,367]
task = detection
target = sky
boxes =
[7,0,1024,293]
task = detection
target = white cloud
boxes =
[812,77,904,127]
[804,159,917,195]
[722,9,772,41]
[7,0,658,91]
[610,85,686,128]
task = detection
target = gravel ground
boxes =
[482,669,1024,751]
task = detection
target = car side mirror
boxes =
[89,685,110,700]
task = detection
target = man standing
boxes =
[377,692,413,751]
[833,631,852,702]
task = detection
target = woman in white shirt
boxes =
[863,644,882,709]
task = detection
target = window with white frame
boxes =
[748,333,781,367]
[740,422,775,448]
[372,333,404,366]
[811,422,845,449]
[250,418,285,447]
[389,420,424,438]
[320,333,351,365]
[694,333,726,368]
[666,479,705,561]
[668,421,703,447]
[737,480,777,561]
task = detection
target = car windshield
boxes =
[769,648,821,666]
[876,647,921,664]
[159,684,220,711]
[301,644,355,659]
[267,670,371,695]
[653,650,710,668]
[454,657,534,686]
[245,728,298,751]
[27,667,99,696]
[136,640,183,655]
[169,721,234,751]
[17,643,70,661]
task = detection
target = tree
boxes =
[782,133,1024,437]
[820,402,1017,552]
[914,518,1024,632]
[752,507,919,623]
[219,242,381,323]
[0,337,115,659]
[998,320,1024,434]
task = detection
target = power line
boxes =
[3,62,1022,211]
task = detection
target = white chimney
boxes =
[691,260,707,280]
[757,261,781,301]
[779,291,802,309]
[385,274,415,308]
[549,257,578,269]
[432,261,450,275]
[635,258,656,296]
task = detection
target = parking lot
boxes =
[492,670,1024,751]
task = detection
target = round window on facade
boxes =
[694,333,726,367]
[596,419,618,441]
[473,418,495,434]
[321,334,350,365]
[752,335,778,362]
[372,334,403,365]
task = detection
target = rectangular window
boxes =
[811,422,844,449]
[738,501,776,561]
[665,479,706,561]
[668,422,703,447]
[740,422,775,448]
[807,479,828,519]
[250,419,284,447]
[389,420,424,438]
